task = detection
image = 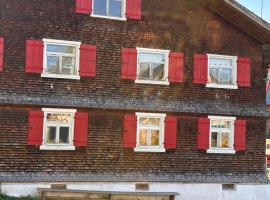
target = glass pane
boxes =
[59,127,69,144]
[139,129,148,146]
[47,56,60,74]
[221,132,230,148]
[211,120,231,129]
[139,52,165,62]
[267,144,270,149]
[109,0,122,17]
[151,130,159,146]
[209,67,219,83]
[94,0,107,15]
[220,68,232,84]
[61,57,75,75]
[47,45,75,54]
[139,63,150,79]
[152,63,165,80]
[139,117,160,126]
[209,58,232,67]
[46,126,57,144]
[47,113,71,123]
[211,132,218,148]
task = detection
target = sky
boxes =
[237,0,270,22]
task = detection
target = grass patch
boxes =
[0,193,36,200]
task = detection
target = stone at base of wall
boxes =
[1,182,270,200]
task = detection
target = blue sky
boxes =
[237,0,270,22]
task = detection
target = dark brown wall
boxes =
[0,0,266,117]
[0,0,267,183]
[0,107,266,183]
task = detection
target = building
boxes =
[1,0,270,199]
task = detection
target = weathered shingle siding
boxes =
[0,0,267,183]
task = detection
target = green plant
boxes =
[0,193,37,200]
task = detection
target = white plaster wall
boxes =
[1,182,270,200]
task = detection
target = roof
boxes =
[203,0,270,44]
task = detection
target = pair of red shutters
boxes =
[0,38,4,72]
[75,0,141,20]
[25,40,96,77]
[28,112,246,151]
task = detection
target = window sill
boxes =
[207,149,236,154]
[135,80,170,85]
[41,73,80,80]
[91,14,127,21]
[40,145,76,151]
[134,147,166,153]
[206,83,238,90]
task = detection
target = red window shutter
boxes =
[193,54,208,84]
[28,111,44,146]
[79,44,96,77]
[0,38,4,72]
[121,48,137,80]
[123,115,137,148]
[268,157,270,165]
[237,57,251,87]
[25,40,44,73]
[169,52,184,83]
[197,118,210,150]
[234,120,246,151]
[164,116,177,149]
[76,0,92,14]
[126,0,141,20]
[74,112,89,147]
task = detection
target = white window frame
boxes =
[91,0,127,21]
[135,48,170,86]
[135,112,166,153]
[207,116,236,154]
[40,108,77,151]
[266,139,270,155]
[206,54,238,90]
[42,39,81,80]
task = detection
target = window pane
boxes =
[152,63,165,80]
[220,68,232,84]
[59,127,69,144]
[46,126,57,144]
[209,67,219,83]
[109,0,122,17]
[139,63,150,79]
[47,45,75,54]
[211,132,218,148]
[139,117,160,126]
[62,57,75,75]
[139,53,165,63]
[47,113,71,123]
[221,132,230,148]
[151,130,160,146]
[211,120,230,129]
[139,129,148,146]
[47,56,60,74]
[209,58,232,67]
[94,0,107,15]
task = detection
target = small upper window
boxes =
[135,113,166,152]
[208,116,236,154]
[267,139,270,155]
[40,108,76,150]
[207,54,237,89]
[136,48,169,85]
[42,39,81,79]
[93,0,125,19]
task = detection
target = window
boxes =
[42,39,81,79]
[93,0,126,20]
[135,113,166,152]
[268,168,270,181]
[136,48,169,85]
[207,116,236,154]
[207,54,237,89]
[266,139,270,155]
[40,108,76,150]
